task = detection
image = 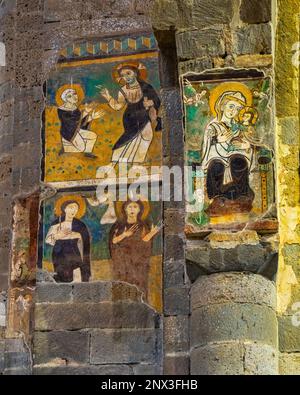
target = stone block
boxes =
[33,363,133,375]
[240,0,271,24]
[17,0,43,13]
[176,27,225,60]
[164,235,184,261]
[90,328,159,364]
[191,342,244,375]
[244,343,278,375]
[0,340,4,373]
[164,259,186,288]
[278,315,300,352]
[35,302,159,331]
[192,0,234,27]
[164,354,189,375]
[164,209,185,236]
[34,330,89,364]
[191,272,276,310]
[233,23,272,55]
[73,282,111,303]
[35,283,72,303]
[191,303,278,348]
[164,315,189,353]
[178,57,213,75]
[132,363,162,375]
[164,287,190,316]
[160,88,183,121]
[280,353,300,375]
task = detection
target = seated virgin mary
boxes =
[201,84,256,216]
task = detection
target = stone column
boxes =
[188,233,279,375]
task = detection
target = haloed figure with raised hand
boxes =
[99,62,162,164]
[109,200,161,301]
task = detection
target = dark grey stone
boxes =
[33,364,133,375]
[0,340,4,373]
[34,330,89,364]
[233,23,272,55]
[176,27,225,60]
[132,363,162,375]
[4,352,31,369]
[90,328,159,364]
[73,281,111,303]
[164,354,190,375]
[164,235,185,261]
[35,302,159,331]
[192,0,234,27]
[164,315,189,353]
[164,287,190,316]
[35,283,72,303]
[191,303,278,348]
[160,88,183,121]
[240,0,271,24]
[164,259,186,288]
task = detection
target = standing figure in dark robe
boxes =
[100,62,162,164]
[46,200,91,283]
[109,200,160,301]
[57,88,104,158]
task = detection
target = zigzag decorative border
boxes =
[59,33,158,62]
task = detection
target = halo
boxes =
[55,84,85,107]
[112,61,148,85]
[209,82,253,117]
[239,106,259,124]
[115,199,151,222]
[54,195,87,219]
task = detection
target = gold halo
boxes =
[54,195,86,219]
[239,106,259,124]
[55,84,85,107]
[112,61,148,85]
[115,199,151,222]
[209,82,253,117]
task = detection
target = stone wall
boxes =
[0,0,299,376]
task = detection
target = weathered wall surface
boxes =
[0,0,299,376]
[275,0,300,375]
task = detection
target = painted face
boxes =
[64,203,79,218]
[125,202,141,219]
[120,68,137,85]
[222,100,243,120]
[65,90,78,105]
[243,113,252,123]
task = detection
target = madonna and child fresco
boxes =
[44,34,162,188]
[183,76,275,232]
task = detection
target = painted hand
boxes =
[123,224,139,238]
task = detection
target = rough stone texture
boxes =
[164,354,190,375]
[278,315,300,352]
[191,303,278,349]
[192,0,234,27]
[90,329,159,364]
[187,240,277,277]
[191,272,276,310]
[132,363,162,375]
[233,23,272,55]
[35,302,159,331]
[34,331,90,365]
[191,343,244,375]
[35,283,72,303]
[244,343,278,375]
[280,353,300,375]
[240,0,272,24]
[164,315,189,353]
[176,27,226,60]
[33,364,133,375]
[164,287,190,316]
